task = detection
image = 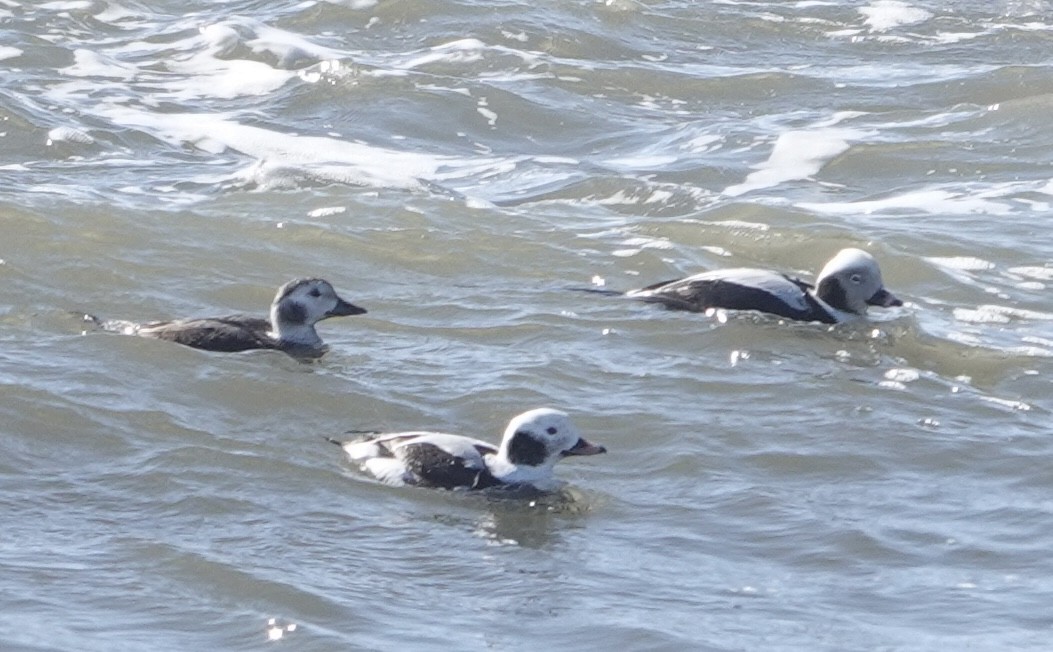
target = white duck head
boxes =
[489,408,606,489]
[268,278,366,346]
[814,249,901,317]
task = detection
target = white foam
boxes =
[46,126,94,145]
[724,128,863,197]
[1023,336,1053,348]
[620,236,673,250]
[168,57,294,100]
[953,304,1053,324]
[322,0,379,8]
[307,206,347,218]
[155,22,322,100]
[399,39,488,70]
[0,46,21,61]
[61,19,343,103]
[978,396,1032,411]
[1009,266,1053,281]
[601,0,644,12]
[931,31,982,45]
[602,154,680,171]
[97,107,497,190]
[501,30,529,43]
[681,133,721,153]
[477,97,498,127]
[645,189,674,204]
[878,380,908,391]
[395,38,544,72]
[884,368,920,383]
[596,190,640,206]
[696,219,770,231]
[798,188,1014,216]
[40,0,91,8]
[812,111,869,127]
[93,2,143,24]
[241,19,346,64]
[860,1,932,31]
[533,156,578,165]
[945,331,983,346]
[612,236,672,257]
[926,257,995,272]
[199,24,241,55]
[299,59,356,84]
[62,48,139,81]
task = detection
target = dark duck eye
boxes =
[546,427,557,435]
[309,288,321,297]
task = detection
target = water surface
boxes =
[1,1,1052,650]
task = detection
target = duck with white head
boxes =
[329,408,606,493]
[626,247,901,324]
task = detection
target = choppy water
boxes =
[2,1,1052,650]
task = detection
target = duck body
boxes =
[342,431,504,490]
[96,278,366,355]
[629,268,832,322]
[130,315,281,352]
[331,408,606,492]
[626,248,901,323]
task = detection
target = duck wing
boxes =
[137,315,277,352]
[629,269,833,322]
[388,433,501,490]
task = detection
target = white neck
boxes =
[268,311,323,347]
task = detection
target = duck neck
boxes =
[806,292,854,324]
[269,305,322,347]
[487,453,558,490]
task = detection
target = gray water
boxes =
[2,1,1052,650]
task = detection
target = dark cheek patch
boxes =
[507,430,548,466]
[277,301,307,324]
[816,277,852,313]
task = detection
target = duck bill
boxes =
[327,298,367,317]
[866,287,902,308]
[561,437,607,457]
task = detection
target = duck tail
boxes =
[326,430,381,447]
[78,312,105,327]
[80,313,142,335]
[565,286,624,297]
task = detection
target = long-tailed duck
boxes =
[92,278,365,355]
[328,408,606,492]
[626,248,901,324]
